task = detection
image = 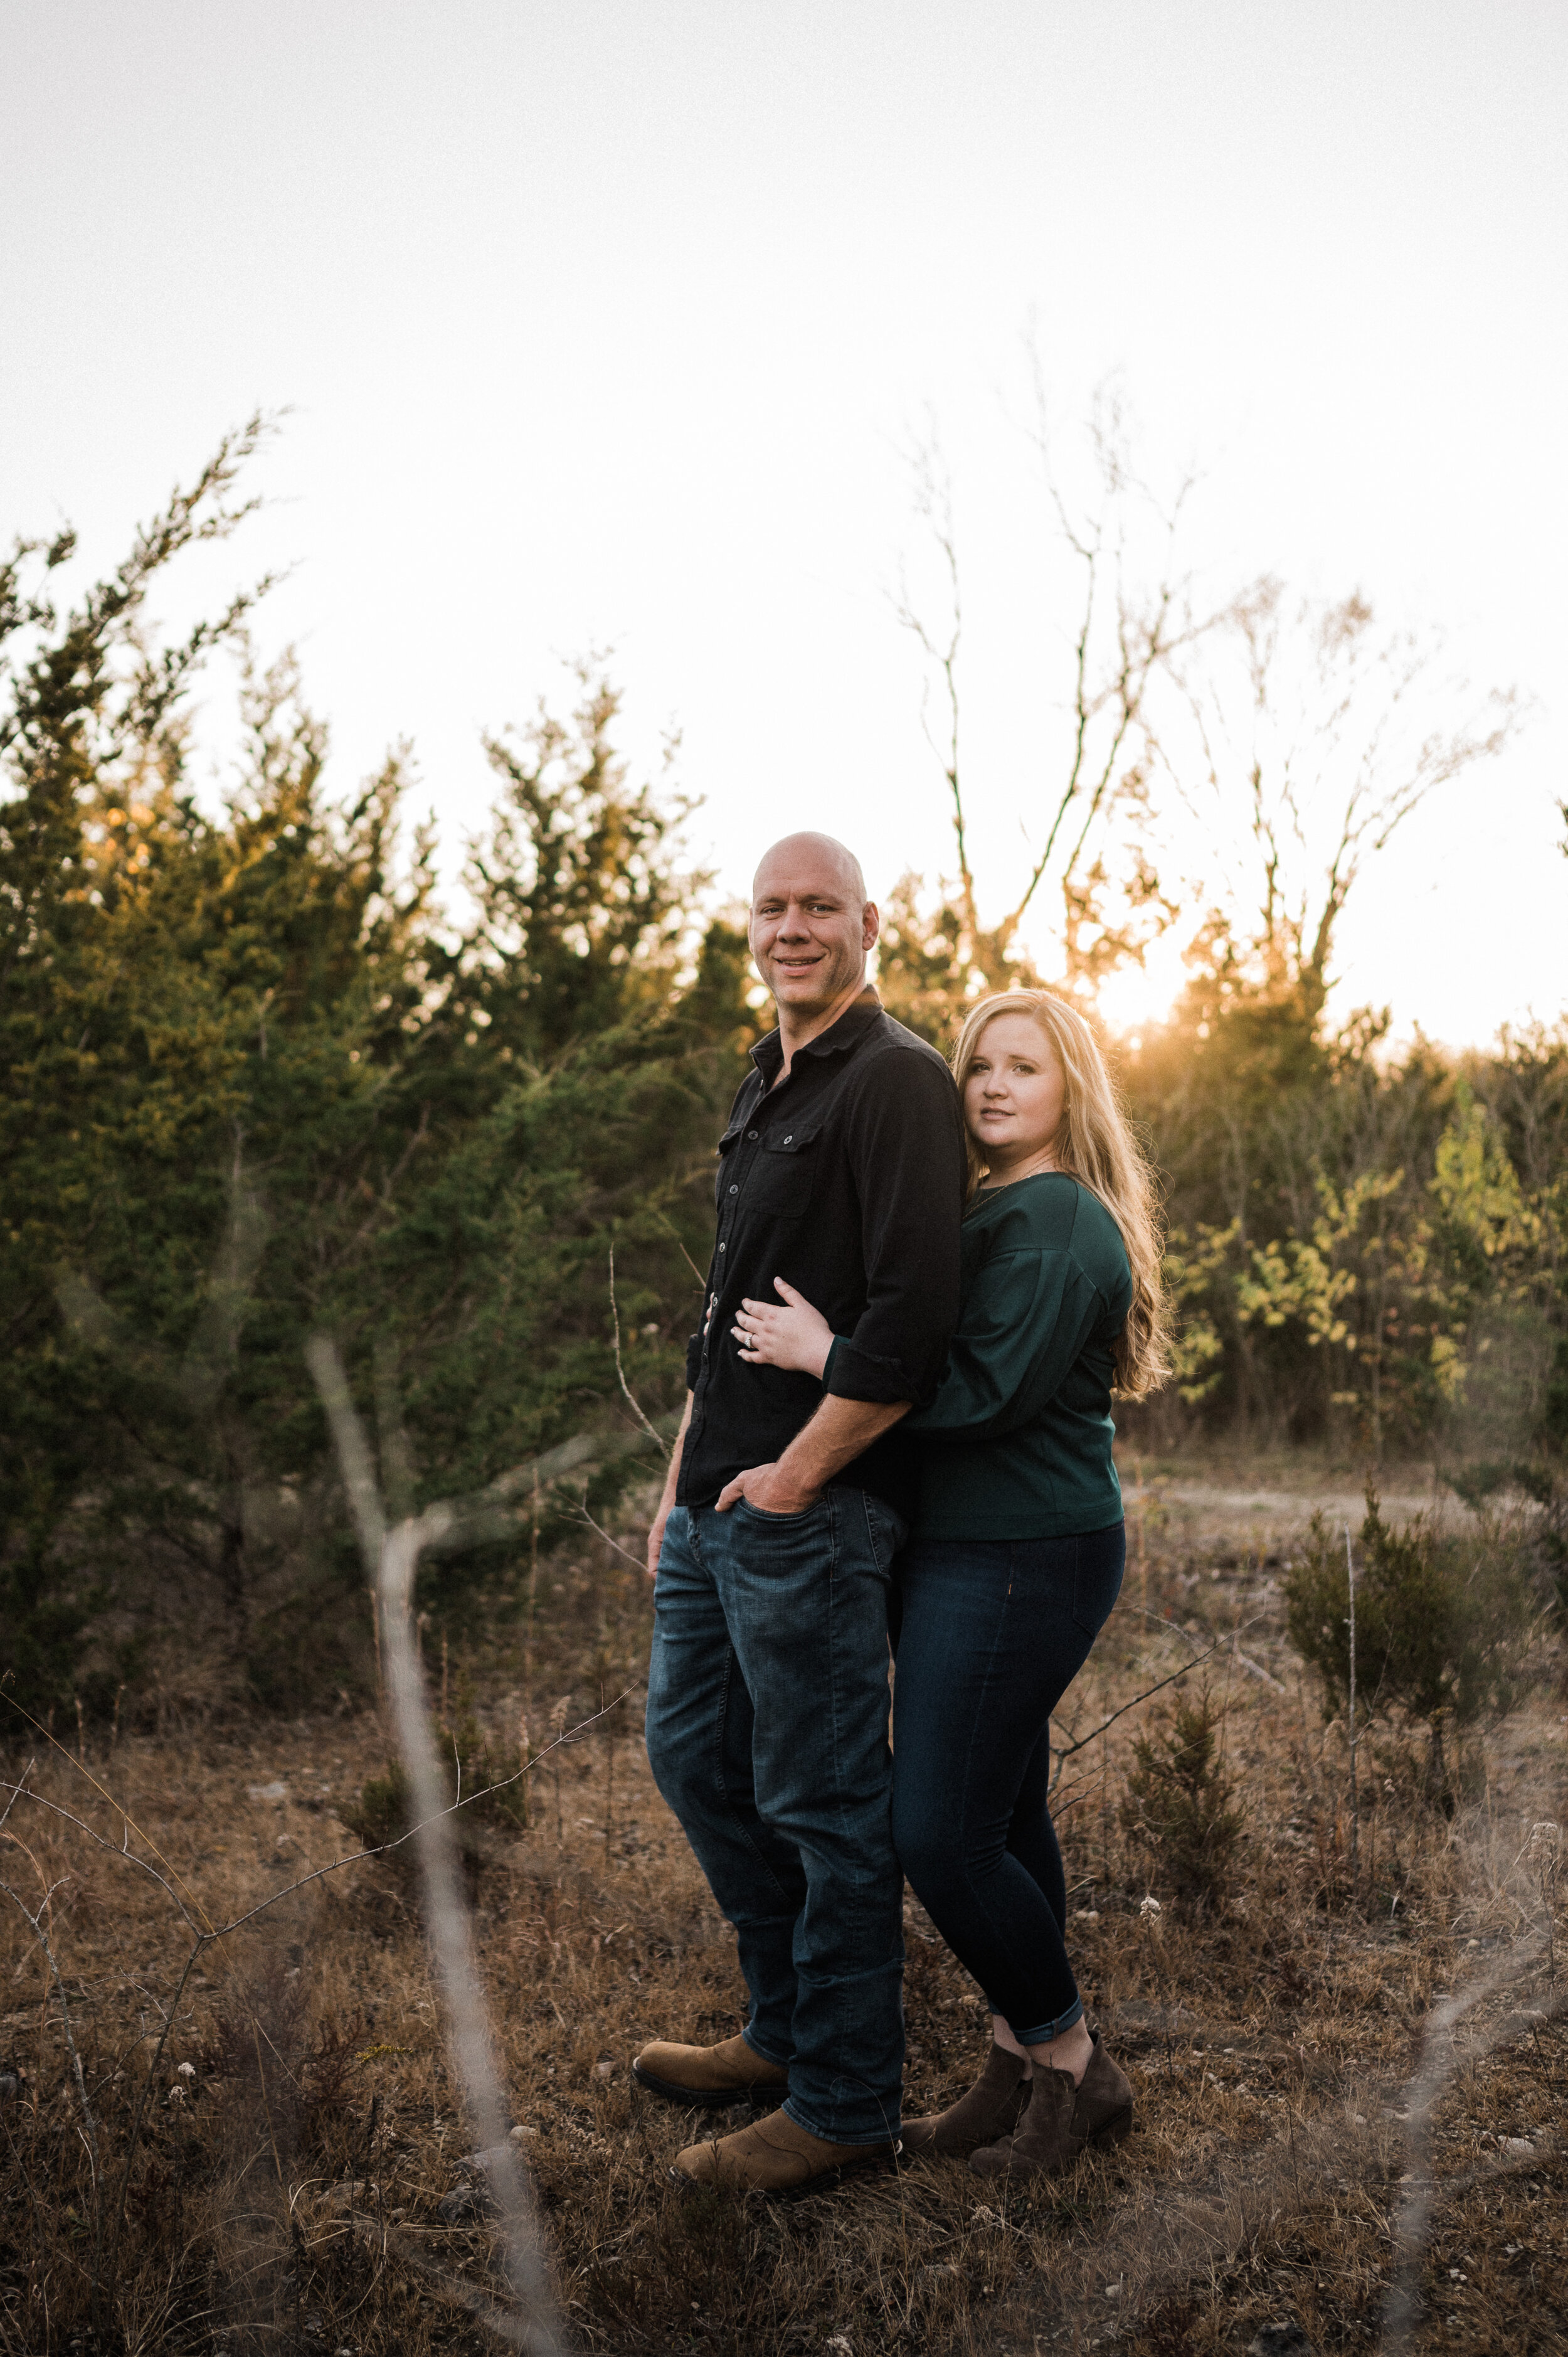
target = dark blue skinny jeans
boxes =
[644,1492,907,2146]
[890,1523,1125,2045]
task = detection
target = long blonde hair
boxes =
[951,989,1170,1400]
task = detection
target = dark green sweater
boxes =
[899,1172,1132,1540]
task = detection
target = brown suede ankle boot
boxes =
[670,2107,898,2198]
[632,2031,789,2109]
[968,2032,1132,2178]
[900,2041,1032,2157]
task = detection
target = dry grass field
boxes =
[3,1453,1564,2357]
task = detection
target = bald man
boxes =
[635,832,967,2195]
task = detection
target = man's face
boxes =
[748,846,877,1023]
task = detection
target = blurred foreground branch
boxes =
[307,1335,569,2354]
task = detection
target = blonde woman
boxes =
[732,989,1168,2181]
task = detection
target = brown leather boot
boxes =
[968,2033,1133,2178]
[632,2031,789,2109]
[900,2041,1033,2156]
[670,2106,898,2198]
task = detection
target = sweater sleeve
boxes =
[903,1247,1111,1440]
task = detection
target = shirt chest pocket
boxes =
[744,1124,822,1220]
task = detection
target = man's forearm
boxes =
[775,1393,909,1494]
[645,1393,693,1577]
[659,1394,693,1511]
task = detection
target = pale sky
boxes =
[3,1,1564,1045]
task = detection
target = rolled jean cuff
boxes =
[1010,1995,1084,2044]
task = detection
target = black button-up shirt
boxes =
[677,989,966,1516]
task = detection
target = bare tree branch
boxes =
[309,1339,567,2355]
[1157,583,1527,1008]
[1049,1637,1225,1776]
[891,430,978,947]
[892,375,1226,986]
[608,1243,670,1460]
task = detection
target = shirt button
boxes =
[718,1242,726,1251]
[746,1129,758,1139]
[728,1184,738,1194]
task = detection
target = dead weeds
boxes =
[2,1486,1564,2356]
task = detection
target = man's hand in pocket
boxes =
[715,1462,820,1515]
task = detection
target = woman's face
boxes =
[963,1013,1066,1174]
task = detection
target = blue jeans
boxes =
[890,1524,1125,2044]
[645,1493,907,2146]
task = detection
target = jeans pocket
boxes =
[736,1496,825,1525]
[861,1494,908,1577]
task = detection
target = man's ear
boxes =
[862,900,880,950]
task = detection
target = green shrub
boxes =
[1449,1450,1567,1556]
[339,1759,415,1856]
[1446,1459,1568,1689]
[1285,1487,1530,1795]
[1120,1689,1246,1912]
[341,1682,531,1877]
